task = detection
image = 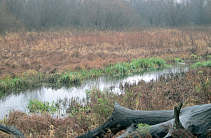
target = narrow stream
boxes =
[0,66,189,119]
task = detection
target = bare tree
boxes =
[131,0,165,26]
[189,0,211,25]
[0,0,24,34]
[78,0,137,30]
[162,0,189,26]
[23,0,69,30]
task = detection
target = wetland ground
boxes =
[0,27,211,137]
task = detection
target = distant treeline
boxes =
[0,0,211,33]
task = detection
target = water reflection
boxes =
[0,66,189,119]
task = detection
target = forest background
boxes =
[0,0,211,34]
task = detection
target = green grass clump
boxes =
[28,99,57,113]
[104,58,167,76]
[137,123,151,134]
[0,71,43,95]
[174,57,184,64]
[191,60,211,69]
[53,58,167,84]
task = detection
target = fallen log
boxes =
[77,103,211,138]
[117,103,197,138]
[0,123,25,137]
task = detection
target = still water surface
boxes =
[0,66,189,119]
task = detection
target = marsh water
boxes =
[0,66,189,119]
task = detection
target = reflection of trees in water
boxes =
[0,98,7,105]
[67,66,190,95]
[83,76,126,91]
[23,87,44,102]
[0,86,44,104]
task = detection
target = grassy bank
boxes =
[191,60,211,69]
[0,58,167,96]
[1,67,211,137]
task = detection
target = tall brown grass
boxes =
[0,27,211,79]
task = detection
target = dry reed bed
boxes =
[1,67,210,137]
[1,28,211,79]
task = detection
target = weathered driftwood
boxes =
[0,123,25,137]
[118,103,197,138]
[77,103,211,138]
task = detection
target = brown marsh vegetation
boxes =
[1,27,211,79]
